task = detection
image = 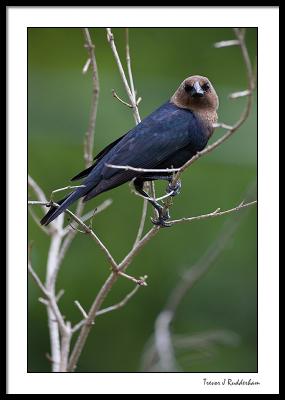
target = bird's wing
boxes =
[71,132,129,181]
[101,105,196,180]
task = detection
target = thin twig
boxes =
[112,89,133,108]
[118,271,148,286]
[82,28,100,167]
[134,188,175,203]
[74,300,89,319]
[50,185,86,202]
[133,196,148,246]
[29,200,119,272]
[96,280,146,316]
[106,163,180,174]
[106,28,141,124]
[229,89,252,99]
[56,289,65,303]
[82,57,91,74]
[28,174,48,213]
[125,28,136,100]
[61,199,112,237]
[28,261,49,297]
[169,200,256,226]
[212,122,233,130]
[214,39,240,48]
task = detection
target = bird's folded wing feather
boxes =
[101,105,196,180]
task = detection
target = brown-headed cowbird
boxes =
[40,75,219,226]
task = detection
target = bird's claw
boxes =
[151,208,172,228]
[151,217,172,228]
[167,180,182,197]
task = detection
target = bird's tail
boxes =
[40,187,87,226]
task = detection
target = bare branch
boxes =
[119,226,160,272]
[28,260,49,297]
[118,271,148,286]
[96,279,146,316]
[28,200,119,272]
[50,185,86,202]
[28,175,48,214]
[74,300,89,319]
[56,289,65,303]
[106,163,180,174]
[45,215,65,372]
[72,287,149,333]
[112,89,133,108]
[58,199,113,263]
[154,310,178,371]
[214,39,240,48]
[82,28,100,167]
[28,201,49,205]
[169,200,257,226]
[212,122,233,130]
[59,321,72,372]
[29,244,70,371]
[62,209,118,272]
[82,199,113,222]
[61,199,112,237]
[169,200,257,225]
[82,57,91,74]
[134,188,175,203]
[68,272,118,371]
[106,28,141,124]
[133,196,148,246]
[229,89,252,99]
[125,28,136,100]
[68,226,159,371]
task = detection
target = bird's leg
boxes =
[141,174,182,197]
[133,178,171,227]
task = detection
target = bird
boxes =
[40,75,219,227]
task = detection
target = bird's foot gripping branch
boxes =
[167,179,182,197]
[151,205,171,228]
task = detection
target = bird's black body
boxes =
[41,76,218,226]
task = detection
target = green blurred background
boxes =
[28,28,257,372]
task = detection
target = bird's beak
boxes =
[191,82,204,98]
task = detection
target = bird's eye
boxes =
[202,83,210,91]
[184,83,193,93]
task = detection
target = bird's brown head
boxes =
[171,75,219,112]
